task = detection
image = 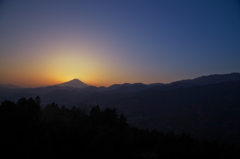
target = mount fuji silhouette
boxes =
[57,79,89,88]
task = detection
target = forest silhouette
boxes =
[0,97,239,158]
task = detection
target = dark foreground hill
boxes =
[0,97,239,158]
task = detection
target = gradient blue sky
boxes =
[0,0,240,87]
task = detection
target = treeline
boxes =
[0,97,239,158]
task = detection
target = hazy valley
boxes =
[1,73,240,145]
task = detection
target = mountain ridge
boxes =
[1,72,239,90]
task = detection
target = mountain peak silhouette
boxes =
[57,79,89,88]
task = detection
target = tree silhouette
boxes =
[0,97,239,158]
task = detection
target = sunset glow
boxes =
[0,0,240,87]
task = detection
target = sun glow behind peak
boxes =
[1,36,127,88]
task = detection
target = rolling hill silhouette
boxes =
[0,84,22,89]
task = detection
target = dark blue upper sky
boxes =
[0,0,240,87]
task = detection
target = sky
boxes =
[0,0,240,87]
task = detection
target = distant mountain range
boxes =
[0,72,240,98]
[1,72,240,144]
[1,72,240,91]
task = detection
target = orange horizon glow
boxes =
[0,76,172,88]
[0,26,199,88]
